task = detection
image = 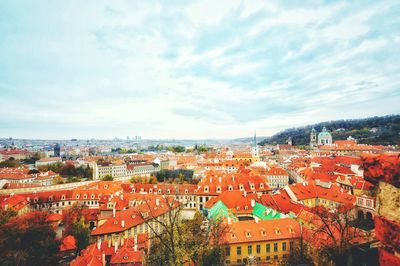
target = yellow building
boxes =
[223,218,301,265]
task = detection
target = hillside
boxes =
[259,115,400,146]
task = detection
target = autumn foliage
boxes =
[0,211,60,266]
[362,154,400,187]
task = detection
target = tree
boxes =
[0,211,60,266]
[0,159,20,168]
[101,174,113,181]
[305,206,369,266]
[142,196,227,266]
[0,208,17,226]
[62,206,90,255]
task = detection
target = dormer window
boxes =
[250,184,255,190]
[149,188,153,193]
[76,194,80,199]
[231,233,236,239]
[83,194,88,199]
[275,229,281,235]
[123,256,128,260]
[239,185,244,191]
[158,189,162,194]
[61,195,66,200]
[185,189,188,194]
[91,194,95,199]
[228,185,233,191]
[216,187,221,193]
[260,183,264,189]
[167,189,171,194]
[261,230,266,236]
[244,206,248,210]
[204,186,209,193]
[288,227,294,233]
[114,220,118,225]
[48,196,53,201]
[246,231,251,237]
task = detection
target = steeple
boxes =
[252,131,259,157]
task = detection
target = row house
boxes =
[195,171,271,211]
[91,198,180,246]
[266,167,289,189]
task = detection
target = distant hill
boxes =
[258,115,400,146]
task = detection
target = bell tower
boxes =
[310,127,317,148]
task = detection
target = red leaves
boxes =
[374,216,400,253]
[362,154,400,187]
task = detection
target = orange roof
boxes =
[224,218,301,244]
[266,167,288,176]
[60,235,77,252]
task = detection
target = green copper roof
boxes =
[207,200,237,222]
[252,202,286,220]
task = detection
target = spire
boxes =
[253,130,257,148]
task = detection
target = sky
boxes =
[1,0,400,140]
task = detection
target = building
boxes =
[310,128,317,147]
[54,143,61,157]
[35,157,62,167]
[266,167,289,189]
[317,126,332,145]
[223,218,301,265]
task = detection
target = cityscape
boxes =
[1,1,400,266]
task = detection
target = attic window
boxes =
[123,256,128,260]
[289,227,294,233]
[158,189,162,194]
[228,186,233,191]
[275,229,281,235]
[61,195,66,200]
[204,186,209,193]
[76,195,80,199]
[114,220,118,225]
[231,233,236,238]
[83,194,88,199]
[244,206,248,210]
[239,185,244,191]
[91,194,95,199]
[48,196,53,201]
[260,184,264,189]
[261,231,266,236]
[246,232,251,237]
[217,187,221,193]
[132,189,136,193]
[185,189,189,194]
[149,189,153,193]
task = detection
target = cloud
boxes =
[0,0,399,139]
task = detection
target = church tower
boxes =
[251,131,259,158]
[310,127,317,147]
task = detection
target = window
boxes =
[225,247,230,256]
[290,241,294,251]
[247,245,252,255]
[282,254,287,259]
[274,255,278,260]
[274,243,278,252]
[225,260,230,264]
[282,242,286,251]
[266,256,270,261]
[266,244,270,253]
[237,259,242,263]
[256,244,260,254]
[236,246,241,256]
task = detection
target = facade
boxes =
[223,218,300,265]
[266,167,289,189]
[310,128,317,147]
[35,157,62,167]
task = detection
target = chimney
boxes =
[254,216,259,223]
[232,176,235,182]
[102,252,106,266]
[227,217,232,225]
[120,194,123,200]
[156,198,160,206]
[134,235,138,251]
[97,237,102,250]
[219,176,222,183]
[243,191,247,197]
[251,198,255,208]
[121,220,125,228]
[114,242,118,253]
[113,208,116,218]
